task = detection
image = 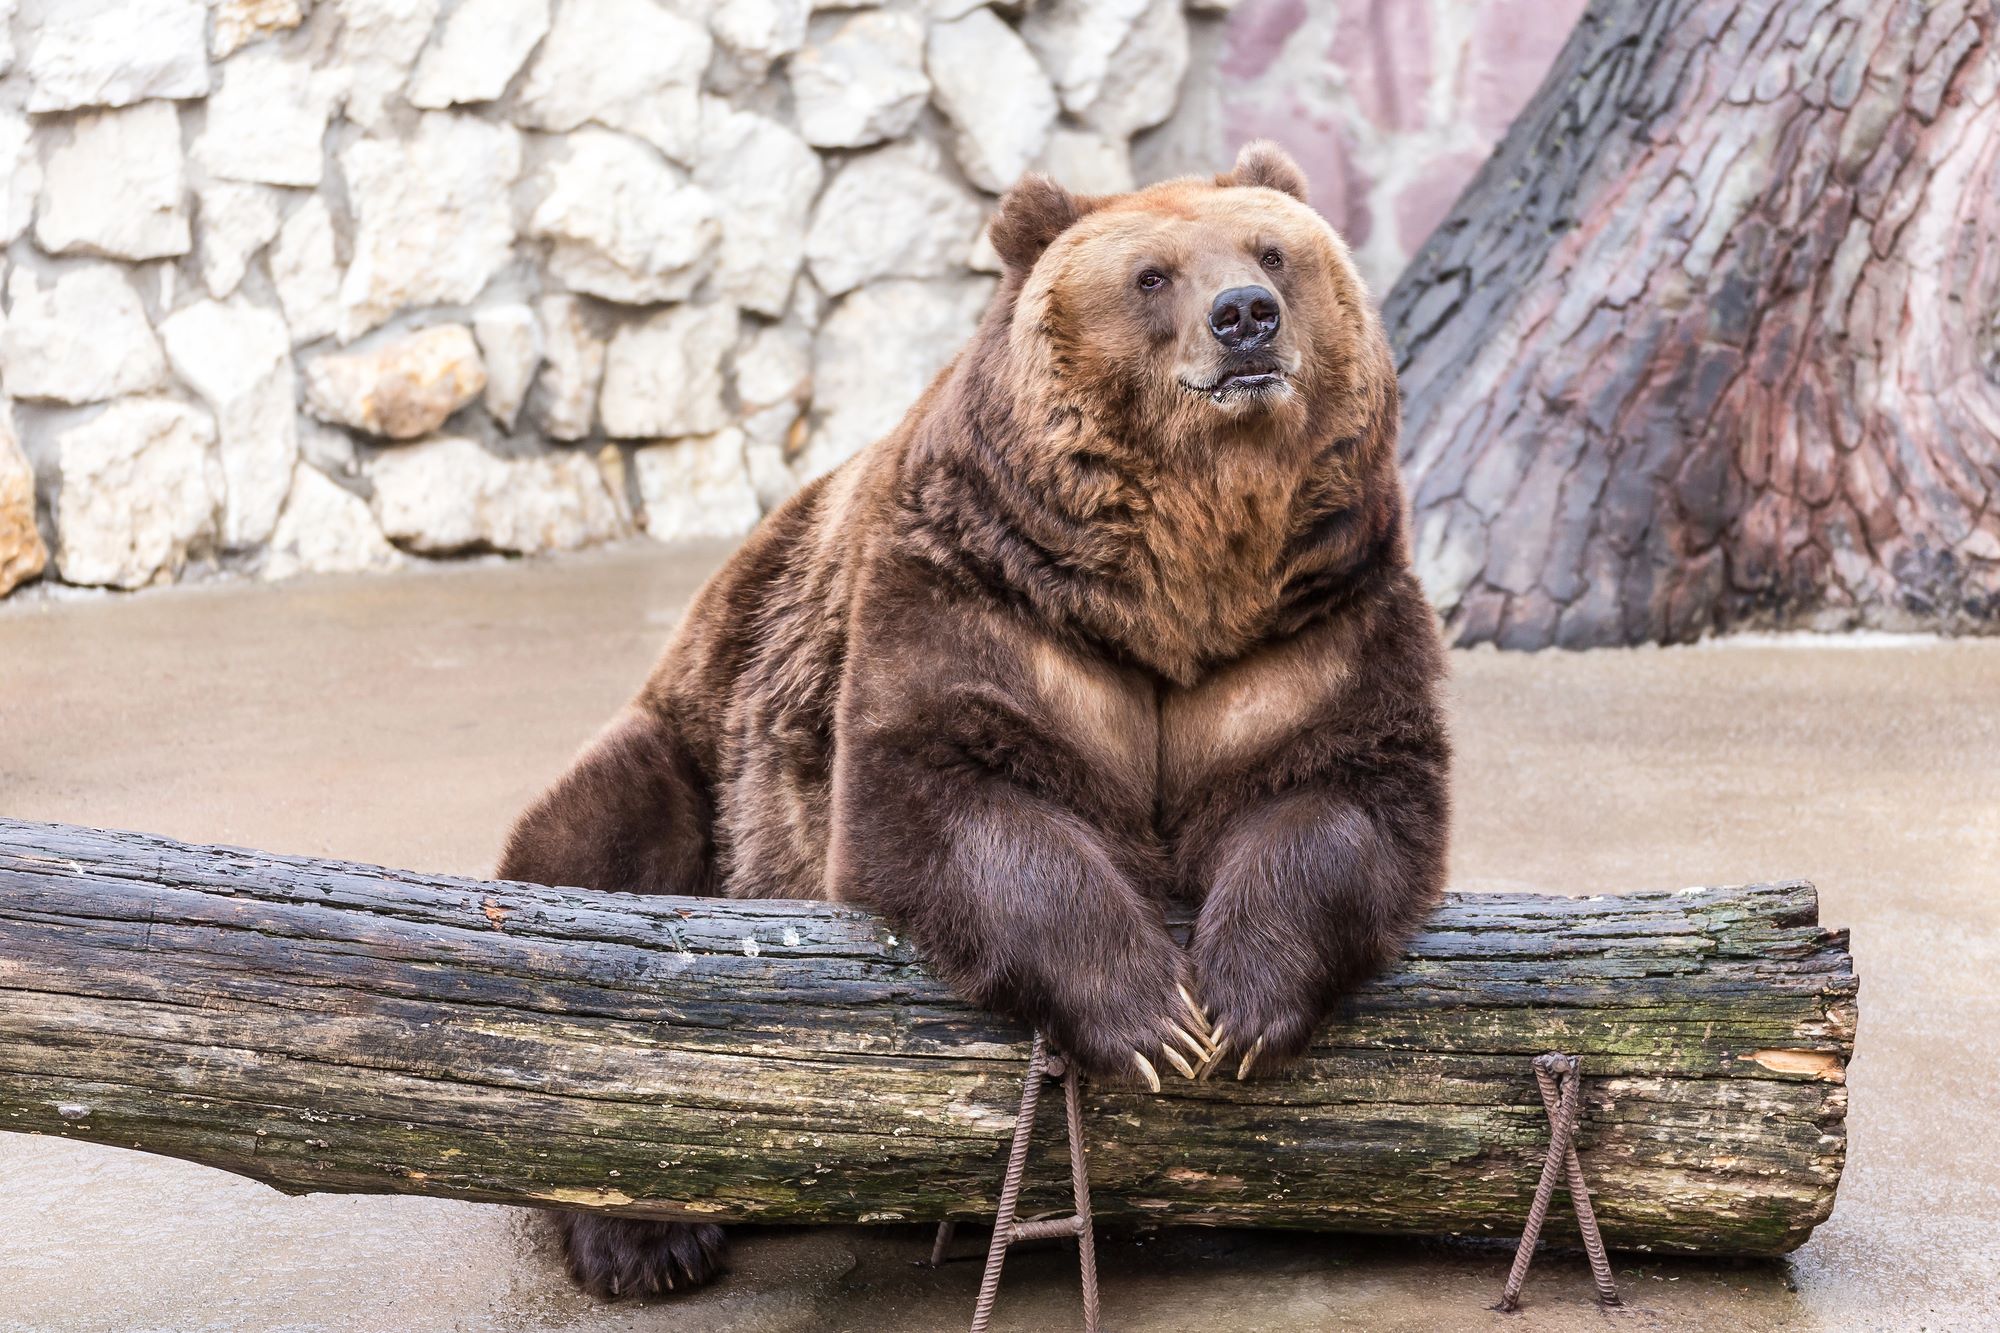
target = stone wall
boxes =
[0,0,1584,600]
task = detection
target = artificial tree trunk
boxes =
[1382,0,2000,648]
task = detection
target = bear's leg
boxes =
[1190,786,1445,1078]
[496,706,730,1300]
[550,1212,727,1301]
[496,706,717,899]
[832,600,1212,1088]
[835,749,1203,1086]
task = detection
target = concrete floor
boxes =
[0,543,1995,1333]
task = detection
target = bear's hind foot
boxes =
[552,1213,727,1300]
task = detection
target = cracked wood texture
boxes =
[0,819,1856,1255]
[1384,0,2000,648]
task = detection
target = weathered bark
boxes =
[0,819,1855,1255]
[1383,0,2000,648]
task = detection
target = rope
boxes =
[1497,1052,1621,1311]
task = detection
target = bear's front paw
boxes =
[1191,942,1324,1081]
[552,1213,726,1300]
[1034,961,1222,1091]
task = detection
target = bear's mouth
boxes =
[1181,363,1289,401]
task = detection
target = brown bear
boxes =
[498,142,1451,1300]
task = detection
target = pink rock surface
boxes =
[1332,0,1433,134]
[1462,0,1590,138]
[1214,0,1587,281]
[1220,0,1307,82]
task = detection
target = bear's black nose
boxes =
[1207,285,1281,350]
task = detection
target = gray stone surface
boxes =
[599,303,738,441]
[262,463,404,580]
[0,399,45,597]
[369,435,626,555]
[35,100,191,260]
[1078,0,1189,138]
[472,304,543,432]
[709,0,808,84]
[52,397,221,588]
[528,294,604,443]
[269,196,343,346]
[514,0,709,162]
[927,7,1057,192]
[330,0,440,130]
[734,322,813,417]
[298,418,360,480]
[1020,0,1148,117]
[0,264,168,405]
[800,276,991,478]
[1037,127,1137,194]
[157,299,299,549]
[195,44,331,187]
[196,182,283,299]
[693,101,823,318]
[0,109,39,244]
[209,0,308,59]
[20,0,210,112]
[0,0,1209,598]
[742,413,800,510]
[529,129,720,305]
[337,113,521,341]
[790,10,929,149]
[634,428,764,544]
[805,141,985,297]
[407,0,550,109]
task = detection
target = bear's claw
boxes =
[1196,1024,1230,1080]
[1178,983,1214,1033]
[1168,1022,1210,1067]
[1235,1035,1267,1081]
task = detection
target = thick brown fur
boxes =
[500,141,1451,1300]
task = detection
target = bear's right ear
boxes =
[989,174,1088,271]
[1219,140,1309,204]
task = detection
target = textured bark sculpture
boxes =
[0,819,1855,1255]
[1383,0,2000,647]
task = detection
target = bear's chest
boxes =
[1158,633,1346,812]
[1029,629,1345,823]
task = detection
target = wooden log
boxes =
[0,819,1855,1256]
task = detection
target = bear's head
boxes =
[986,141,1393,466]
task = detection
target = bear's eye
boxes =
[1136,269,1166,291]
[1261,249,1284,270]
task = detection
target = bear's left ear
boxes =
[989,174,1089,271]
[1220,140,1309,204]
